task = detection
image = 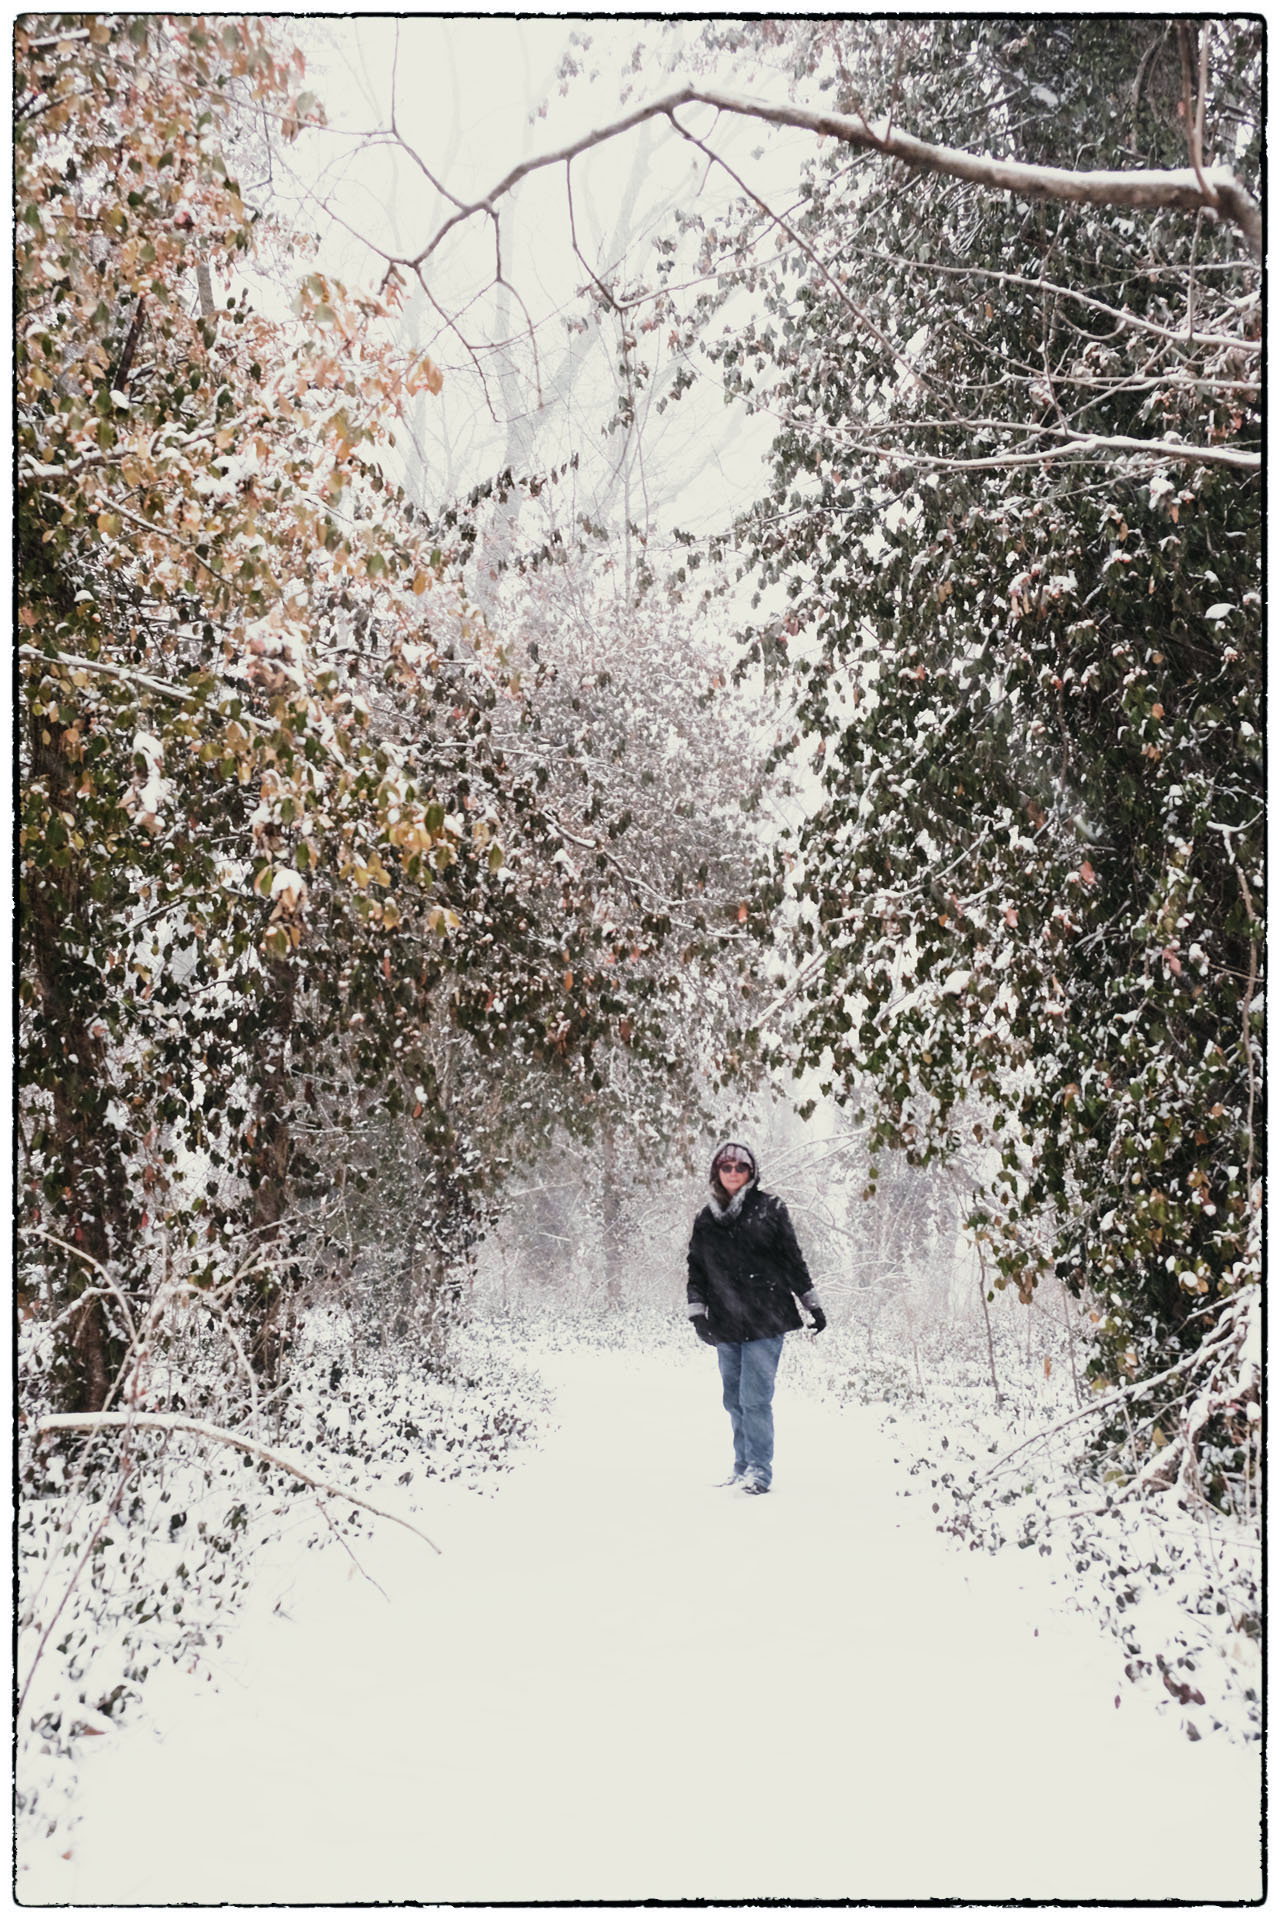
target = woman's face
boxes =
[715,1154,752,1194]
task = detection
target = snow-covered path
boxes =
[26,1344,1262,1905]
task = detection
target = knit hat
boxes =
[709,1140,757,1182]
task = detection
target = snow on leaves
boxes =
[667,19,1262,1484]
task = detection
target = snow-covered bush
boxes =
[791,1285,1261,1744]
[17,1296,550,1856]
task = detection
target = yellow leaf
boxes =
[564,969,574,992]
[411,570,427,595]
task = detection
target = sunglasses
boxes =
[716,1158,753,1175]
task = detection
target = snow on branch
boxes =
[687,88,1263,259]
[837,432,1259,477]
[397,85,1262,271]
[35,1412,444,1555]
[968,1293,1257,1507]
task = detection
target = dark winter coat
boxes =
[686,1185,816,1344]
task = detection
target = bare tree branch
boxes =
[842,429,1259,476]
[848,253,1259,355]
[398,86,1262,271]
[1178,21,1217,209]
[19,643,207,706]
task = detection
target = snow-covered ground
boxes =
[20,1337,1263,1906]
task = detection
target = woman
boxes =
[686,1140,825,1494]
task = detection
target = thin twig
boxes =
[318,1498,390,1600]
[668,107,958,413]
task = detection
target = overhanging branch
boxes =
[399,85,1262,270]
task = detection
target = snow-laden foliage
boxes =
[17,1307,549,1854]
[789,1300,1260,1746]
[17,16,763,1404]
[652,18,1261,1490]
[16,16,767,1833]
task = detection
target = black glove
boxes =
[807,1305,827,1334]
[693,1316,718,1346]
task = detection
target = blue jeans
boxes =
[716,1335,785,1488]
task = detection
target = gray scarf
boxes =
[708,1178,756,1222]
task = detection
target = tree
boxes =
[16,15,515,1400]
[16,16,772,1407]
[668,19,1260,1498]
[317,20,1260,413]
[409,528,771,1304]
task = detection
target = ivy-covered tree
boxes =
[15,14,508,1403]
[16,16,770,1408]
[669,18,1261,1495]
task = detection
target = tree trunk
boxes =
[975,1239,1002,1405]
[601,1123,623,1308]
[25,718,131,1411]
[246,959,296,1386]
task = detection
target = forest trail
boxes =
[28,1342,1261,1906]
